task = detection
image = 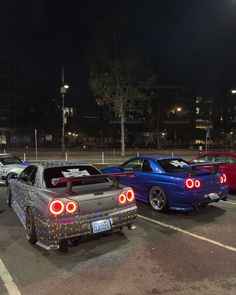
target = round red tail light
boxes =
[195,180,201,188]
[49,200,64,215]
[118,194,126,205]
[65,201,77,214]
[126,189,135,202]
[185,178,194,188]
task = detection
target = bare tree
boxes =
[89,56,155,155]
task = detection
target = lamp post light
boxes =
[174,107,182,145]
[60,66,69,159]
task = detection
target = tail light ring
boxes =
[49,199,65,215]
[223,173,227,183]
[65,201,78,214]
[185,178,194,189]
[126,189,135,202]
[195,180,201,188]
[185,178,201,189]
[118,194,126,205]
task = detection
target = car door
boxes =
[131,159,155,201]
[219,156,236,189]
[121,159,155,201]
[119,158,143,193]
[14,165,37,222]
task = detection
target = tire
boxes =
[7,188,12,208]
[149,186,169,212]
[59,240,68,253]
[26,208,37,244]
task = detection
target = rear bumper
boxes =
[168,186,229,212]
[36,205,138,250]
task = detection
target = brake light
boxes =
[220,173,227,184]
[65,201,78,214]
[185,178,194,188]
[223,173,227,183]
[195,180,201,188]
[118,194,126,205]
[185,178,201,189]
[126,189,135,202]
[49,200,64,215]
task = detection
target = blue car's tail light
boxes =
[195,180,201,188]
[220,173,227,184]
[223,174,227,183]
[185,178,201,189]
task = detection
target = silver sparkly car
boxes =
[7,161,137,251]
[0,153,30,185]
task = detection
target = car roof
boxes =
[34,160,91,168]
[0,153,14,157]
[134,155,181,161]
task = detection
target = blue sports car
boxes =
[101,156,229,212]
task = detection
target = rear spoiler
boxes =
[51,172,135,194]
[187,163,224,177]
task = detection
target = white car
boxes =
[0,154,30,185]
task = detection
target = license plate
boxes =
[205,193,220,200]
[92,219,111,234]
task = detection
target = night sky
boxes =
[1,0,236,114]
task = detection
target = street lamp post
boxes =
[60,66,69,159]
[174,107,182,146]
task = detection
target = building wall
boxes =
[0,59,47,145]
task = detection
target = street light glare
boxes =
[64,84,69,89]
[177,107,182,112]
[231,89,236,94]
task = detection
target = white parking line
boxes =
[0,259,21,295]
[138,214,236,253]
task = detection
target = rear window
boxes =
[0,156,22,165]
[157,158,190,173]
[44,165,108,188]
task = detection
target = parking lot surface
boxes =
[0,186,236,295]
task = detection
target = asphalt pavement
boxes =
[0,187,236,295]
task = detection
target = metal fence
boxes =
[0,148,200,164]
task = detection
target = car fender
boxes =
[148,175,184,196]
[5,167,24,176]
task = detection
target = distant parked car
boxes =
[101,156,228,212]
[0,154,30,185]
[7,161,137,252]
[190,151,236,190]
